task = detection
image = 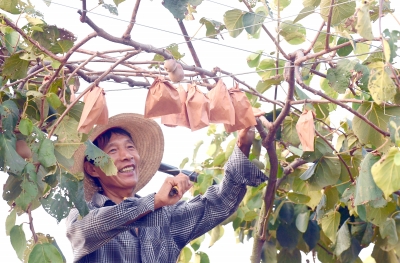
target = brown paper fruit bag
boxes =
[77,86,109,133]
[207,79,235,125]
[295,110,315,151]
[224,83,256,133]
[161,85,190,128]
[144,77,181,118]
[186,84,210,131]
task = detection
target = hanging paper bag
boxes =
[77,86,109,133]
[295,110,315,151]
[161,85,190,128]
[186,84,210,131]
[224,83,256,133]
[144,77,181,118]
[207,79,235,125]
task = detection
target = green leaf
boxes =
[0,0,22,14]
[5,209,16,236]
[102,3,118,15]
[365,201,396,226]
[371,245,398,263]
[223,9,244,38]
[389,117,400,147]
[321,211,340,243]
[38,139,57,167]
[195,251,210,263]
[113,0,125,6]
[307,156,340,191]
[299,162,317,180]
[49,40,74,54]
[334,219,351,256]
[382,29,400,63]
[244,210,258,221]
[178,246,192,263]
[246,50,263,68]
[320,0,355,25]
[209,225,224,247]
[46,93,62,110]
[279,20,306,45]
[15,175,38,211]
[2,53,30,80]
[153,43,185,63]
[293,6,314,23]
[179,157,189,169]
[303,220,320,250]
[302,137,332,162]
[354,153,384,206]
[326,59,358,94]
[277,248,301,263]
[225,138,236,159]
[0,100,19,134]
[282,115,300,146]
[273,0,291,10]
[242,11,266,35]
[288,192,311,204]
[190,235,204,251]
[276,223,300,251]
[355,41,370,61]
[199,18,225,39]
[295,211,310,233]
[28,243,63,263]
[371,147,400,199]
[367,62,397,105]
[54,116,82,159]
[10,224,26,259]
[279,202,295,224]
[84,141,118,176]
[4,30,20,54]
[356,1,374,40]
[0,133,27,175]
[382,38,391,64]
[303,0,320,7]
[337,37,353,57]
[19,118,33,136]
[380,218,398,246]
[353,103,400,151]
[162,0,189,20]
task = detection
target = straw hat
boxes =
[72,113,164,201]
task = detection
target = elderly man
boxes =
[66,113,267,263]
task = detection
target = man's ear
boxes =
[84,161,100,178]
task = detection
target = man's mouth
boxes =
[119,165,135,173]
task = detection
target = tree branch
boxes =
[304,21,325,55]
[122,0,141,39]
[80,0,87,22]
[325,0,335,50]
[177,20,210,84]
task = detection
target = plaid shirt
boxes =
[66,145,267,263]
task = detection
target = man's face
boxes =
[85,133,141,192]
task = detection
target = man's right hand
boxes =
[154,173,193,209]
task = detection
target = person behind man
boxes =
[66,113,267,263]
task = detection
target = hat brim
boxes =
[72,113,164,201]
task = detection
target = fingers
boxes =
[169,173,193,197]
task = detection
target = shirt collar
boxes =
[91,192,142,207]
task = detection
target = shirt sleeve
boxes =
[169,144,267,248]
[66,193,167,262]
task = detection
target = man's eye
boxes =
[108,149,117,153]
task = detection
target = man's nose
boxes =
[119,149,133,160]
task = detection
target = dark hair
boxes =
[85,127,134,189]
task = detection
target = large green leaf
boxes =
[162,0,189,20]
[277,248,301,263]
[326,59,358,94]
[279,20,306,45]
[380,218,398,246]
[334,219,351,256]
[2,53,30,80]
[388,117,400,147]
[5,209,16,236]
[367,62,397,105]
[365,201,396,226]
[84,141,118,176]
[4,30,20,54]
[54,116,82,159]
[293,6,314,23]
[276,222,300,251]
[10,225,26,259]
[302,137,332,162]
[320,0,355,25]
[281,115,300,146]
[279,202,295,224]
[0,133,26,175]
[353,103,400,151]
[371,147,400,199]
[354,153,384,206]
[223,9,244,38]
[321,211,340,244]
[0,100,19,135]
[304,156,341,191]
[49,40,74,54]
[337,37,353,57]
[303,220,320,250]
[28,243,63,263]
[356,1,374,40]
[199,18,225,39]
[38,139,57,168]
[0,0,23,14]
[242,11,266,35]
[15,175,38,211]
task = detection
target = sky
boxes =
[1,0,399,262]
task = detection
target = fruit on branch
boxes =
[168,63,184,82]
[16,140,32,159]
[164,59,177,72]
